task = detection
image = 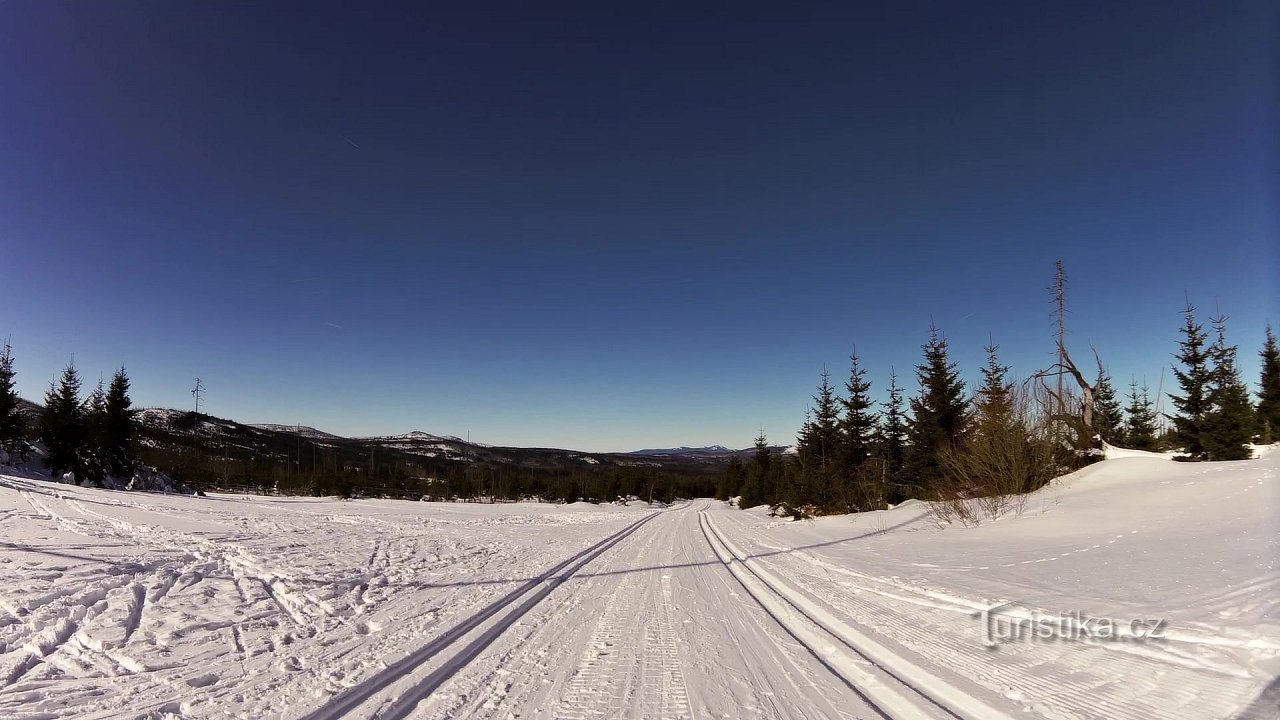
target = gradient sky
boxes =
[1,1,1276,452]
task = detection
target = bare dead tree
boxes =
[1031,262,1104,458]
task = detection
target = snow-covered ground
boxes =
[0,451,1276,719]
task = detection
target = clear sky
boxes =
[1,1,1275,452]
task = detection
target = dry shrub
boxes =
[934,384,1058,526]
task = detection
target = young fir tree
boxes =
[904,324,968,496]
[1258,325,1280,443]
[839,351,879,469]
[1203,313,1254,460]
[1168,302,1212,459]
[1124,380,1160,451]
[794,369,841,510]
[944,340,1051,498]
[838,350,879,509]
[0,341,27,460]
[878,370,908,504]
[717,454,743,501]
[1093,371,1125,446]
[974,339,1013,428]
[102,367,137,479]
[738,431,771,509]
[84,378,108,482]
[810,368,842,472]
[40,361,87,479]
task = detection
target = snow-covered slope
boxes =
[1,451,1275,719]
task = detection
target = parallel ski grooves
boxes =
[299,511,661,720]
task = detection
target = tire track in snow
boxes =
[296,510,663,720]
[699,509,1017,720]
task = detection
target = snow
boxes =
[0,450,1276,719]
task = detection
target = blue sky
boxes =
[1,1,1275,452]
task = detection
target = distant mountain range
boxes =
[627,444,792,459]
[22,400,787,470]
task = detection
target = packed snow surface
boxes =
[0,452,1276,719]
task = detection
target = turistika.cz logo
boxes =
[971,601,1168,648]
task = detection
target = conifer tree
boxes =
[810,368,842,472]
[40,361,87,479]
[1169,302,1212,459]
[1094,371,1125,446]
[719,454,743,502]
[738,431,772,509]
[84,378,108,482]
[974,339,1012,428]
[805,369,842,508]
[1124,380,1159,451]
[838,351,879,509]
[879,370,908,504]
[839,351,878,470]
[0,341,27,460]
[904,324,968,495]
[1258,325,1280,443]
[794,408,814,464]
[102,367,137,478]
[1203,313,1254,460]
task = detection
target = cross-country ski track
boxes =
[2,451,1277,719]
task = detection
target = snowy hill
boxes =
[2,449,1274,718]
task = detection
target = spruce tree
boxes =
[974,339,1013,428]
[1203,313,1254,460]
[0,341,27,460]
[1168,302,1212,459]
[1094,371,1124,446]
[1258,325,1280,443]
[839,351,878,469]
[838,351,879,509]
[806,369,842,508]
[102,367,137,478]
[40,361,87,479]
[84,378,108,482]
[810,368,842,472]
[1124,380,1159,451]
[879,370,908,504]
[739,431,771,509]
[904,324,968,496]
[719,454,743,502]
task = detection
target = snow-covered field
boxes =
[1,451,1276,719]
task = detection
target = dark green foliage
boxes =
[793,369,842,510]
[839,351,879,470]
[101,368,137,478]
[878,371,908,505]
[84,379,108,483]
[941,342,1055,510]
[1202,314,1254,460]
[839,351,879,510]
[1258,325,1280,442]
[974,340,1012,426]
[40,362,87,479]
[1168,303,1212,459]
[738,432,772,509]
[0,341,27,460]
[1124,380,1160,451]
[1093,371,1124,446]
[718,454,743,501]
[904,324,968,496]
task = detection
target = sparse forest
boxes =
[726,264,1272,520]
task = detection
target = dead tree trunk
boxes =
[1035,341,1103,456]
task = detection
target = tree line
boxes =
[0,343,138,483]
[0,341,721,502]
[723,296,1280,519]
